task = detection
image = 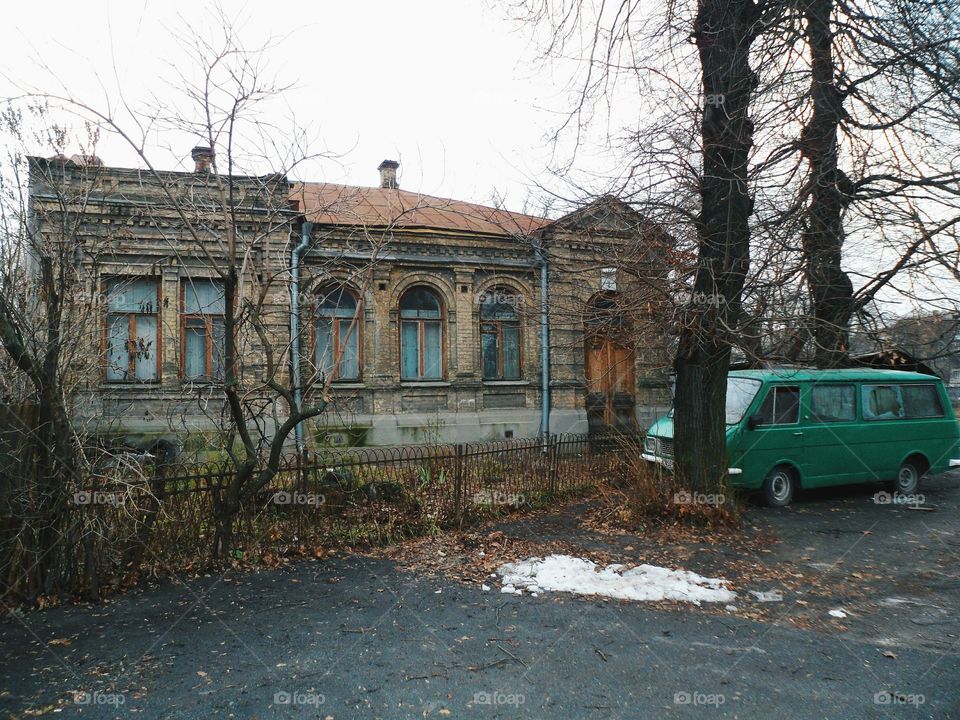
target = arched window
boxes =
[480,287,522,380]
[316,286,360,380]
[584,292,629,341]
[399,286,443,380]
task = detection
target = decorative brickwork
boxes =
[28,156,673,451]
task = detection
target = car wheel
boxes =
[894,459,921,495]
[762,465,795,507]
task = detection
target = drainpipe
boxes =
[290,220,314,453]
[536,235,551,437]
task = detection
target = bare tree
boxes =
[669,0,781,491]
[507,0,960,495]
[788,0,960,366]
[4,17,370,560]
[507,0,789,492]
[0,106,111,598]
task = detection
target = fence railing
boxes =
[56,432,634,591]
[82,432,629,510]
[278,432,628,520]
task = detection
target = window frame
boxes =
[480,286,523,381]
[313,286,362,382]
[600,267,617,291]
[809,383,857,423]
[398,286,446,382]
[861,383,906,422]
[755,385,801,426]
[584,291,630,343]
[898,383,945,419]
[180,279,227,382]
[101,276,162,383]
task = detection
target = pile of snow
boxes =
[497,555,736,605]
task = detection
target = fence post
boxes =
[297,448,307,494]
[453,443,465,523]
[549,434,559,495]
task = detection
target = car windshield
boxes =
[727,377,762,424]
[665,377,762,425]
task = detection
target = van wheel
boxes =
[762,466,795,507]
[894,459,921,495]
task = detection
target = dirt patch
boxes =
[369,496,847,626]
[369,472,960,641]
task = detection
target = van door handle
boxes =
[792,432,803,437]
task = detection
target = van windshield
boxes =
[727,377,762,424]
[666,377,763,424]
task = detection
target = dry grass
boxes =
[591,442,742,530]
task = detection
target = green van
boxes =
[643,368,960,506]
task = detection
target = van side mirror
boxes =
[747,414,764,430]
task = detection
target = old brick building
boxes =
[28,153,671,453]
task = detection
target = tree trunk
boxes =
[28,383,77,598]
[122,461,169,572]
[673,0,759,491]
[211,490,238,561]
[800,0,854,368]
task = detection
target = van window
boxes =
[726,377,762,424]
[756,386,800,425]
[811,384,856,422]
[901,384,944,418]
[863,384,904,420]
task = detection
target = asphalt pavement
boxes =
[2,473,959,719]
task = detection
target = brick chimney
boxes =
[191,146,214,173]
[378,159,399,189]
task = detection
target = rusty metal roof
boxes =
[290,182,549,237]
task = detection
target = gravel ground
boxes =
[1,473,959,719]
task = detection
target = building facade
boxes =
[27,153,672,454]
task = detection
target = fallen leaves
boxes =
[366,496,838,625]
[22,704,60,716]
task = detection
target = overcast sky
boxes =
[0,0,578,213]
[2,1,954,318]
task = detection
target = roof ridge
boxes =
[292,181,546,222]
[291,181,550,236]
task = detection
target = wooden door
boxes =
[585,337,637,433]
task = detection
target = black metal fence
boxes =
[288,432,625,519]
[65,433,631,590]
